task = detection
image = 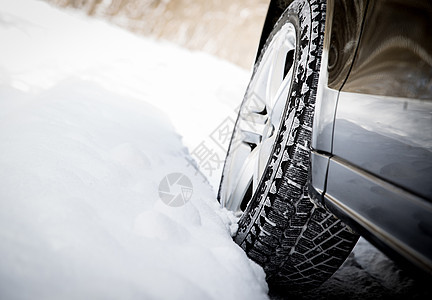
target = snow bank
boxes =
[0,0,268,299]
[0,0,249,189]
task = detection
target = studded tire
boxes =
[219,0,359,293]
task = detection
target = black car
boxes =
[218,0,432,292]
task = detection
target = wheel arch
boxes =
[255,1,296,64]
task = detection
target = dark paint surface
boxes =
[342,0,432,100]
[333,92,432,201]
[325,158,432,274]
[327,0,367,90]
[315,0,432,276]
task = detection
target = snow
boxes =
[0,0,248,188]
[1,0,429,299]
[0,0,267,299]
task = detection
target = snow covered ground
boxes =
[0,1,268,299]
[0,0,429,299]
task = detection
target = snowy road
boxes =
[0,0,429,299]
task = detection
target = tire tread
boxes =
[229,0,359,292]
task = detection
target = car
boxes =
[217,0,432,292]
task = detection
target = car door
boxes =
[325,0,432,275]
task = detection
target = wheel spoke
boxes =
[240,109,268,125]
[266,24,296,110]
[239,129,261,145]
[225,146,259,211]
[265,43,283,108]
[269,66,294,128]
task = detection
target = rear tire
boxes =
[218,0,359,292]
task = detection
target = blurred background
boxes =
[44,0,269,69]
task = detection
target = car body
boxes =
[257,0,432,277]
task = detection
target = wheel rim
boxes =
[221,23,297,212]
